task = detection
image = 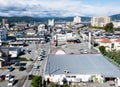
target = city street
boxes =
[22,42,50,87]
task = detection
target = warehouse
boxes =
[44,54,120,86]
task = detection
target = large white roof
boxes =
[45,54,120,78]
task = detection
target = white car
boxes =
[8,78,15,86]
[38,56,42,61]
[84,50,88,54]
[5,74,13,80]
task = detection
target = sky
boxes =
[0,0,120,17]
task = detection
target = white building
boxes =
[48,19,54,26]
[94,37,120,51]
[112,21,120,28]
[26,29,36,36]
[73,16,81,24]
[53,33,75,42]
[38,24,46,31]
[91,16,111,27]
[45,54,120,85]
[9,47,21,58]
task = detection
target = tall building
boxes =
[0,28,7,45]
[48,19,54,26]
[91,16,111,27]
[73,16,81,24]
[2,19,8,27]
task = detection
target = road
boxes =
[23,42,50,87]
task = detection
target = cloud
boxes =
[0,0,120,17]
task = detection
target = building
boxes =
[16,36,45,44]
[2,18,8,27]
[9,47,21,58]
[0,47,9,68]
[8,42,26,47]
[93,37,120,51]
[112,21,120,28]
[48,19,54,26]
[25,28,36,36]
[44,54,120,86]
[38,24,46,31]
[98,38,112,51]
[73,16,81,24]
[0,46,21,58]
[0,28,7,45]
[91,16,111,27]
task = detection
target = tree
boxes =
[99,46,107,55]
[104,22,114,33]
[63,83,69,87]
[31,76,42,87]
[50,82,57,87]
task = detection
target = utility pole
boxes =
[88,31,91,49]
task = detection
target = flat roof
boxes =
[45,54,120,77]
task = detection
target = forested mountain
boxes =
[110,14,120,21]
[0,16,91,23]
[0,14,120,23]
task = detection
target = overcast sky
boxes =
[0,0,120,17]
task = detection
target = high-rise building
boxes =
[73,16,81,24]
[0,28,7,43]
[2,18,8,27]
[91,16,111,27]
[48,19,54,26]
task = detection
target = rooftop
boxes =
[45,54,120,78]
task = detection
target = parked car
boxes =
[5,74,13,80]
[8,78,15,86]
[28,74,34,80]
[7,66,14,72]
[38,56,43,61]
[76,39,81,43]
[0,75,5,81]
[19,66,25,71]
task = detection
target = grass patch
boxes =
[18,57,28,61]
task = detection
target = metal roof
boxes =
[45,54,120,77]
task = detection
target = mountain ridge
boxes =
[0,14,120,23]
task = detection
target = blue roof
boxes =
[45,54,120,77]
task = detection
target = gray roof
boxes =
[45,54,120,77]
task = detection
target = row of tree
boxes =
[31,75,69,87]
[91,22,114,33]
[99,46,120,64]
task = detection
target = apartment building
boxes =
[0,28,7,45]
[91,16,111,27]
[73,16,81,24]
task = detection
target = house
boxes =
[113,38,120,51]
[98,38,112,51]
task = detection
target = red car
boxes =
[0,75,5,81]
